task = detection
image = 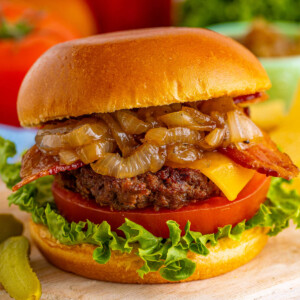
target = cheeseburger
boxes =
[3,28,300,283]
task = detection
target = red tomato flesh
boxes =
[53,172,270,238]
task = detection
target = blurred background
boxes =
[0,0,300,175]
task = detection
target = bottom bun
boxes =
[30,220,268,283]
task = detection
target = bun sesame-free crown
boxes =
[17,27,271,127]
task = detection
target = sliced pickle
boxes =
[0,214,23,243]
[167,144,202,164]
[76,140,116,164]
[100,114,137,157]
[115,110,150,134]
[91,143,165,178]
[0,236,41,300]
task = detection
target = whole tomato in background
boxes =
[0,2,81,126]
[85,0,171,32]
[6,0,97,36]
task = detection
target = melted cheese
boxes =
[166,152,255,201]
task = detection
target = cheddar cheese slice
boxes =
[167,152,255,201]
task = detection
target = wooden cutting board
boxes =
[1,180,300,300]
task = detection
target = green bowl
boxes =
[208,21,300,129]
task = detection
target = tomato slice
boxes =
[53,172,270,238]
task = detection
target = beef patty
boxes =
[56,166,221,211]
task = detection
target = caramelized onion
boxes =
[65,122,109,147]
[182,106,215,126]
[145,127,203,146]
[137,106,172,119]
[201,97,236,114]
[33,96,269,177]
[59,150,80,165]
[144,127,168,146]
[36,119,109,152]
[91,143,166,178]
[149,146,167,172]
[227,111,263,143]
[100,114,137,157]
[36,119,78,137]
[158,111,214,131]
[167,144,202,164]
[137,105,182,127]
[169,103,182,111]
[76,140,116,164]
[184,101,201,110]
[205,128,225,147]
[115,110,150,134]
[163,127,204,145]
[36,134,66,153]
[210,111,226,127]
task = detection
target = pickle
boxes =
[0,214,23,243]
[0,236,41,300]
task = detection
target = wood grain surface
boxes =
[1,180,300,300]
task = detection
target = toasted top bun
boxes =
[17,27,271,127]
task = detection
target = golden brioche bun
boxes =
[30,220,268,283]
[18,27,271,127]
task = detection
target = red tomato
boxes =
[53,172,270,238]
[0,3,79,126]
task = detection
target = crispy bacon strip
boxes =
[233,92,268,106]
[220,134,299,180]
[12,146,84,191]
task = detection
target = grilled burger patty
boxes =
[56,166,221,211]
